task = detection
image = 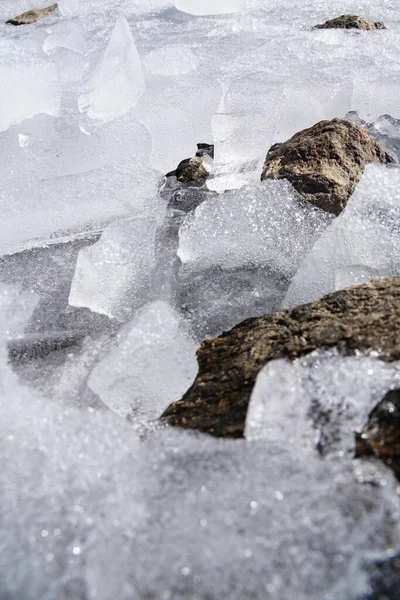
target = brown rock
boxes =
[6,3,58,26]
[166,143,213,183]
[356,389,400,480]
[261,118,389,215]
[162,278,400,438]
[314,14,386,31]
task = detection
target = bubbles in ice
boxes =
[284,165,400,308]
[78,15,145,133]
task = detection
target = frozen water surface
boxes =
[1,0,400,598]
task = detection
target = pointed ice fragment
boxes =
[78,15,145,133]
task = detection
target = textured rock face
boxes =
[314,14,386,30]
[356,389,400,480]
[6,3,58,25]
[162,278,400,438]
[261,118,389,215]
[166,143,214,183]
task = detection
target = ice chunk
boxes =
[88,301,197,420]
[175,181,332,337]
[0,115,154,255]
[175,0,245,15]
[283,165,400,308]
[178,180,333,275]
[0,63,61,133]
[143,45,199,76]
[69,212,164,321]
[246,348,400,455]
[78,15,145,133]
[43,22,86,55]
[208,75,282,191]
[137,75,221,172]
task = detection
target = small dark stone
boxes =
[356,389,400,480]
[313,14,386,31]
[6,3,58,25]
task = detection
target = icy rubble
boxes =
[283,165,400,307]
[1,0,400,598]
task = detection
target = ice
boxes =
[284,165,400,308]
[78,15,145,133]
[69,212,164,321]
[43,22,86,55]
[2,0,400,598]
[178,180,333,275]
[246,348,400,455]
[143,45,199,76]
[208,75,282,191]
[137,75,221,173]
[175,180,333,336]
[88,301,198,420]
[175,0,246,15]
[0,63,61,133]
[0,115,154,254]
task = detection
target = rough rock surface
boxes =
[162,277,400,438]
[313,14,386,30]
[356,389,400,481]
[261,117,389,215]
[6,3,58,25]
[166,143,214,183]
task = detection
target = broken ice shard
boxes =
[88,301,197,420]
[283,165,400,308]
[69,215,161,321]
[78,15,145,133]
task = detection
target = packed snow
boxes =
[1,0,400,598]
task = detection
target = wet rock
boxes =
[162,277,400,438]
[261,118,389,215]
[313,14,386,31]
[356,389,400,480]
[6,3,58,25]
[166,143,213,183]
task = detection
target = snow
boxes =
[1,0,400,598]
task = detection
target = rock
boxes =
[313,14,386,31]
[165,143,213,183]
[6,3,58,25]
[162,277,400,438]
[261,118,389,215]
[355,389,400,481]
